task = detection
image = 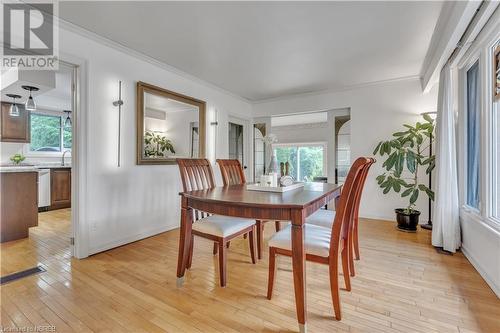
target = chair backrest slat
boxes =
[329,157,370,258]
[353,158,376,223]
[177,158,216,192]
[177,159,216,222]
[217,159,246,186]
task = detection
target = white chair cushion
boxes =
[268,224,331,257]
[192,215,255,237]
[305,209,336,229]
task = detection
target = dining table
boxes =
[176,182,343,333]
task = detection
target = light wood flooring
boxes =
[1,209,500,332]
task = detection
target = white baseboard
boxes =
[462,246,500,298]
[88,224,178,256]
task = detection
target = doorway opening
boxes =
[335,116,351,183]
[228,122,244,164]
[0,60,79,274]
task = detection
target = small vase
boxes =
[267,154,278,174]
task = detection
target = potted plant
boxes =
[10,153,26,165]
[144,130,176,157]
[373,114,435,231]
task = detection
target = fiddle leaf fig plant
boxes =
[373,114,436,213]
[144,130,175,157]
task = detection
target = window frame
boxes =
[25,110,72,157]
[272,141,327,181]
[457,25,500,230]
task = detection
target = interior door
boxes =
[228,116,251,180]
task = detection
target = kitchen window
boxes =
[274,143,326,182]
[30,113,72,153]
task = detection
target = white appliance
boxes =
[38,169,51,208]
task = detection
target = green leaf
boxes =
[393,181,401,193]
[406,151,416,173]
[373,142,382,155]
[401,188,413,197]
[410,189,419,204]
[393,132,407,137]
[422,113,434,123]
[416,134,423,145]
[385,152,398,171]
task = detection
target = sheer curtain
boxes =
[432,64,461,253]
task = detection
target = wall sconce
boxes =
[112,81,124,167]
[6,94,21,117]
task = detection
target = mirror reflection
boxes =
[137,82,205,164]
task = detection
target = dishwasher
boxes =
[38,169,51,208]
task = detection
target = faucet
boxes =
[62,150,71,166]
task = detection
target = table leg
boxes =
[291,209,307,333]
[177,203,193,287]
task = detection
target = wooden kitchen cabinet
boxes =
[0,102,30,143]
[50,168,71,210]
[0,172,38,242]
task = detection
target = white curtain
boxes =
[432,64,461,252]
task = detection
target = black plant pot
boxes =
[395,209,420,232]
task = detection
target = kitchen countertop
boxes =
[0,164,72,173]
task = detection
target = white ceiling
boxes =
[59,1,443,101]
[1,67,72,111]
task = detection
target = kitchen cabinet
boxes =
[0,102,30,143]
[50,168,71,210]
[0,171,38,242]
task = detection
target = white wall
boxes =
[58,26,252,255]
[253,78,439,221]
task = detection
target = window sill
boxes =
[460,207,500,234]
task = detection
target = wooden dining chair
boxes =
[266,157,370,320]
[305,158,375,276]
[216,159,282,259]
[177,158,256,287]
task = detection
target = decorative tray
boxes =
[246,182,304,193]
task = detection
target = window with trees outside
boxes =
[274,143,326,182]
[30,113,72,152]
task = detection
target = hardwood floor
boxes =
[1,209,499,332]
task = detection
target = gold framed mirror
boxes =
[136,81,206,165]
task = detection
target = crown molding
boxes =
[56,14,427,106]
[252,75,421,104]
[57,18,252,105]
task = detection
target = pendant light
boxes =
[6,94,21,117]
[63,110,72,127]
[22,85,39,111]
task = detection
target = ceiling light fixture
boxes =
[63,110,72,127]
[22,85,39,111]
[6,94,21,117]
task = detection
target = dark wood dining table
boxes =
[176,182,342,333]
